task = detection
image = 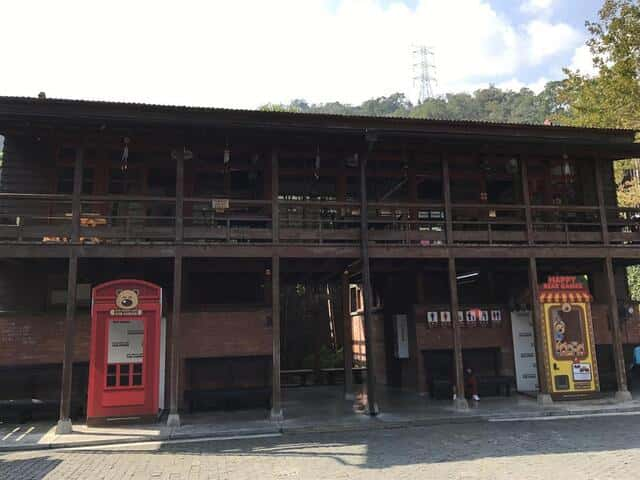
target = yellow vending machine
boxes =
[539,276,600,398]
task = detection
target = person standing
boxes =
[631,345,640,392]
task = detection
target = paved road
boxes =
[2,414,640,479]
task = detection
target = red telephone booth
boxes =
[87,280,162,425]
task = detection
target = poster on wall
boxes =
[427,311,439,328]
[440,311,451,327]
[108,319,144,364]
[480,310,489,327]
[491,310,502,326]
[466,310,477,327]
[457,311,465,327]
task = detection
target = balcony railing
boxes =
[0,193,638,247]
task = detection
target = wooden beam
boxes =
[360,146,379,415]
[605,256,632,401]
[528,256,553,405]
[448,257,468,409]
[175,149,185,242]
[56,252,78,434]
[71,147,84,243]
[167,252,183,426]
[271,254,283,420]
[520,156,534,245]
[271,149,280,243]
[442,154,453,245]
[594,156,610,245]
[342,271,354,400]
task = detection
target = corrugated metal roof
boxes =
[0,95,638,138]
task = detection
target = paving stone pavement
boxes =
[1,414,640,479]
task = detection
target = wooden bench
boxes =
[184,387,271,413]
[477,375,514,397]
[430,375,514,399]
[281,369,314,387]
[281,367,368,387]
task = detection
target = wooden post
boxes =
[528,256,553,405]
[605,256,632,401]
[56,253,79,434]
[594,156,610,245]
[175,149,185,242]
[271,254,283,420]
[342,271,354,400]
[442,154,453,245]
[360,142,379,415]
[56,146,83,434]
[71,147,83,243]
[520,156,534,245]
[448,257,467,409]
[167,252,183,427]
[271,149,279,243]
[167,148,185,427]
[415,270,427,394]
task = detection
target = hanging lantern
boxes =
[121,137,130,172]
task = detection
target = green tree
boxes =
[557,0,640,300]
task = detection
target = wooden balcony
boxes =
[0,193,638,249]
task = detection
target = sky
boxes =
[0,0,602,109]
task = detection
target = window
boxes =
[56,167,95,194]
[106,363,144,389]
[109,168,142,194]
[550,306,587,361]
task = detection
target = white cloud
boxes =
[496,77,549,93]
[568,45,598,75]
[525,20,582,65]
[0,0,580,108]
[521,0,555,13]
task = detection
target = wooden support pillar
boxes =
[595,156,610,245]
[271,149,279,243]
[167,146,186,427]
[414,270,427,394]
[528,257,553,406]
[342,271,354,400]
[70,147,83,243]
[605,256,632,402]
[174,149,185,243]
[442,154,453,245]
[56,253,79,434]
[56,146,83,434]
[520,156,534,245]
[167,252,183,427]
[360,142,379,415]
[448,257,468,410]
[271,254,283,420]
[416,271,425,304]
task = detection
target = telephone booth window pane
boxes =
[133,364,142,374]
[120,364,130,375]
[106,375,116,387]
[132,375,142,386]
[550,306,587,360]
[107,364,116,375]
[119,373,130,386]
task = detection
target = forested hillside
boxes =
[260,82,564,125]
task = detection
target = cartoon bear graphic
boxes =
[115,289,139,310]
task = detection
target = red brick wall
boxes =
[180,309,272,358]
[0,308,273,368]
[0,312,91,366]
[350,309,386,383]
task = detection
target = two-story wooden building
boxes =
[0,96,639,431]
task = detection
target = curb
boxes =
[2,405,639,453]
